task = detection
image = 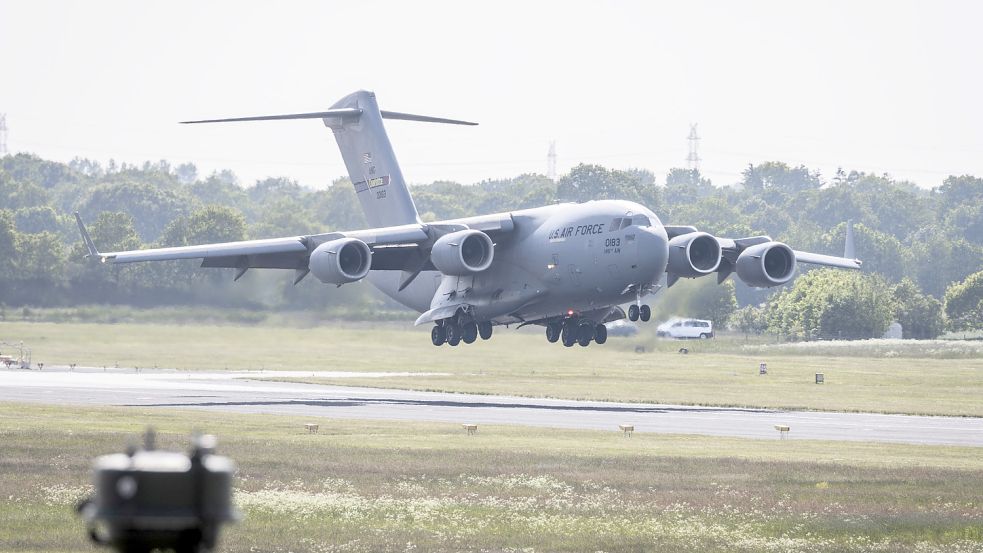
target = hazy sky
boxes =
[1,1,980,189]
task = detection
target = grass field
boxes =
[1,402,982,553]
[2,321,981,417]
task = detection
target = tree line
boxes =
[0,153,980,337]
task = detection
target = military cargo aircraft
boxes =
[76,90,861,348]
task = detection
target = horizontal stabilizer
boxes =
[181,108,476,126]
[180,108,362,124]
[380,110,477,126]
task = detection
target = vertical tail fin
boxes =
[181,90,476,229]
[324,91,420,227]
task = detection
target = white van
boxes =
[656,319,714,339]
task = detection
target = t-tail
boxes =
[181,90,477,228]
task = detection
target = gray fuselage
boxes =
[368,199,669,325]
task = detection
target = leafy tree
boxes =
[741,162,822,201]
[0,170,49,209]
[175,163,199,185]
[79,180,192,242]
[14,206,62,234]
[892,278,944,339]
[766,269,894,340]
[729,304,768,338]
[802,172,932,242]
[819,222,908,283]
[69,212,145,300]
[934,175,983,213]
[160,204,246,252]
[13,231,67,304]
[944,270,983,331]
[653,277,737,327]
[663,168,713,207]
[0,211,17,298]
[557,164,658,206]
[1,153,81,189]
[908,226,983,298]
[311,178,368,231]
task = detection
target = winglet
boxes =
[74,212,101,259]
[844,220,856,260]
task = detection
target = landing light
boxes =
[567,309,574,316]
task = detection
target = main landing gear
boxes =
[546,317,608,347]
[627,304,651,322]
[432,314,493,347]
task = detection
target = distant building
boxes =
[882,322,903,339]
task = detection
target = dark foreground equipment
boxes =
[77,430,237,553]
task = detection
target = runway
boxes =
[2,367,981,447]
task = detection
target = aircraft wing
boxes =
[74,213,515,281]
[791,250,862,270]
[75,212,431,274]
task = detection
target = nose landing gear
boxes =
[628,304,651,322]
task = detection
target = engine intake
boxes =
[736,241,797,288]
[308,238,372,285]
[431,229,494,276]
[667,232,722,278]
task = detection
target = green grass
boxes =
[2,320,982,417]
[1,403,981,552]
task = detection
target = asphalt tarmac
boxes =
[2,367,981,447]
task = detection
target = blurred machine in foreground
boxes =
[77,430,237,553]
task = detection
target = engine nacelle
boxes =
[736,241,797,288]
[431,229,494,276]
[308,238,372,285]
[667,232,722,278]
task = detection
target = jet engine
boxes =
[667,232,721,278]
[308,238,372,285]
[736,241,797,287]
[431,229,494,276]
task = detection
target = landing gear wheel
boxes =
[577,323,594,347]
[628,304,640,321]
[594,323,608,345]
[561,322,577,347]
[478,321,493,340]
[431,325,446,346]
[640,304,651,322]
[462,322,478,344]
[446,323,461,346]
[546,323,561,343]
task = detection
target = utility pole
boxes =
[686,123,700,171]
[0,114,7,155]
[546,140,557,181]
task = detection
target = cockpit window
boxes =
[610,218,623,232]
[619,218,632,230]
[632,215,651,227]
